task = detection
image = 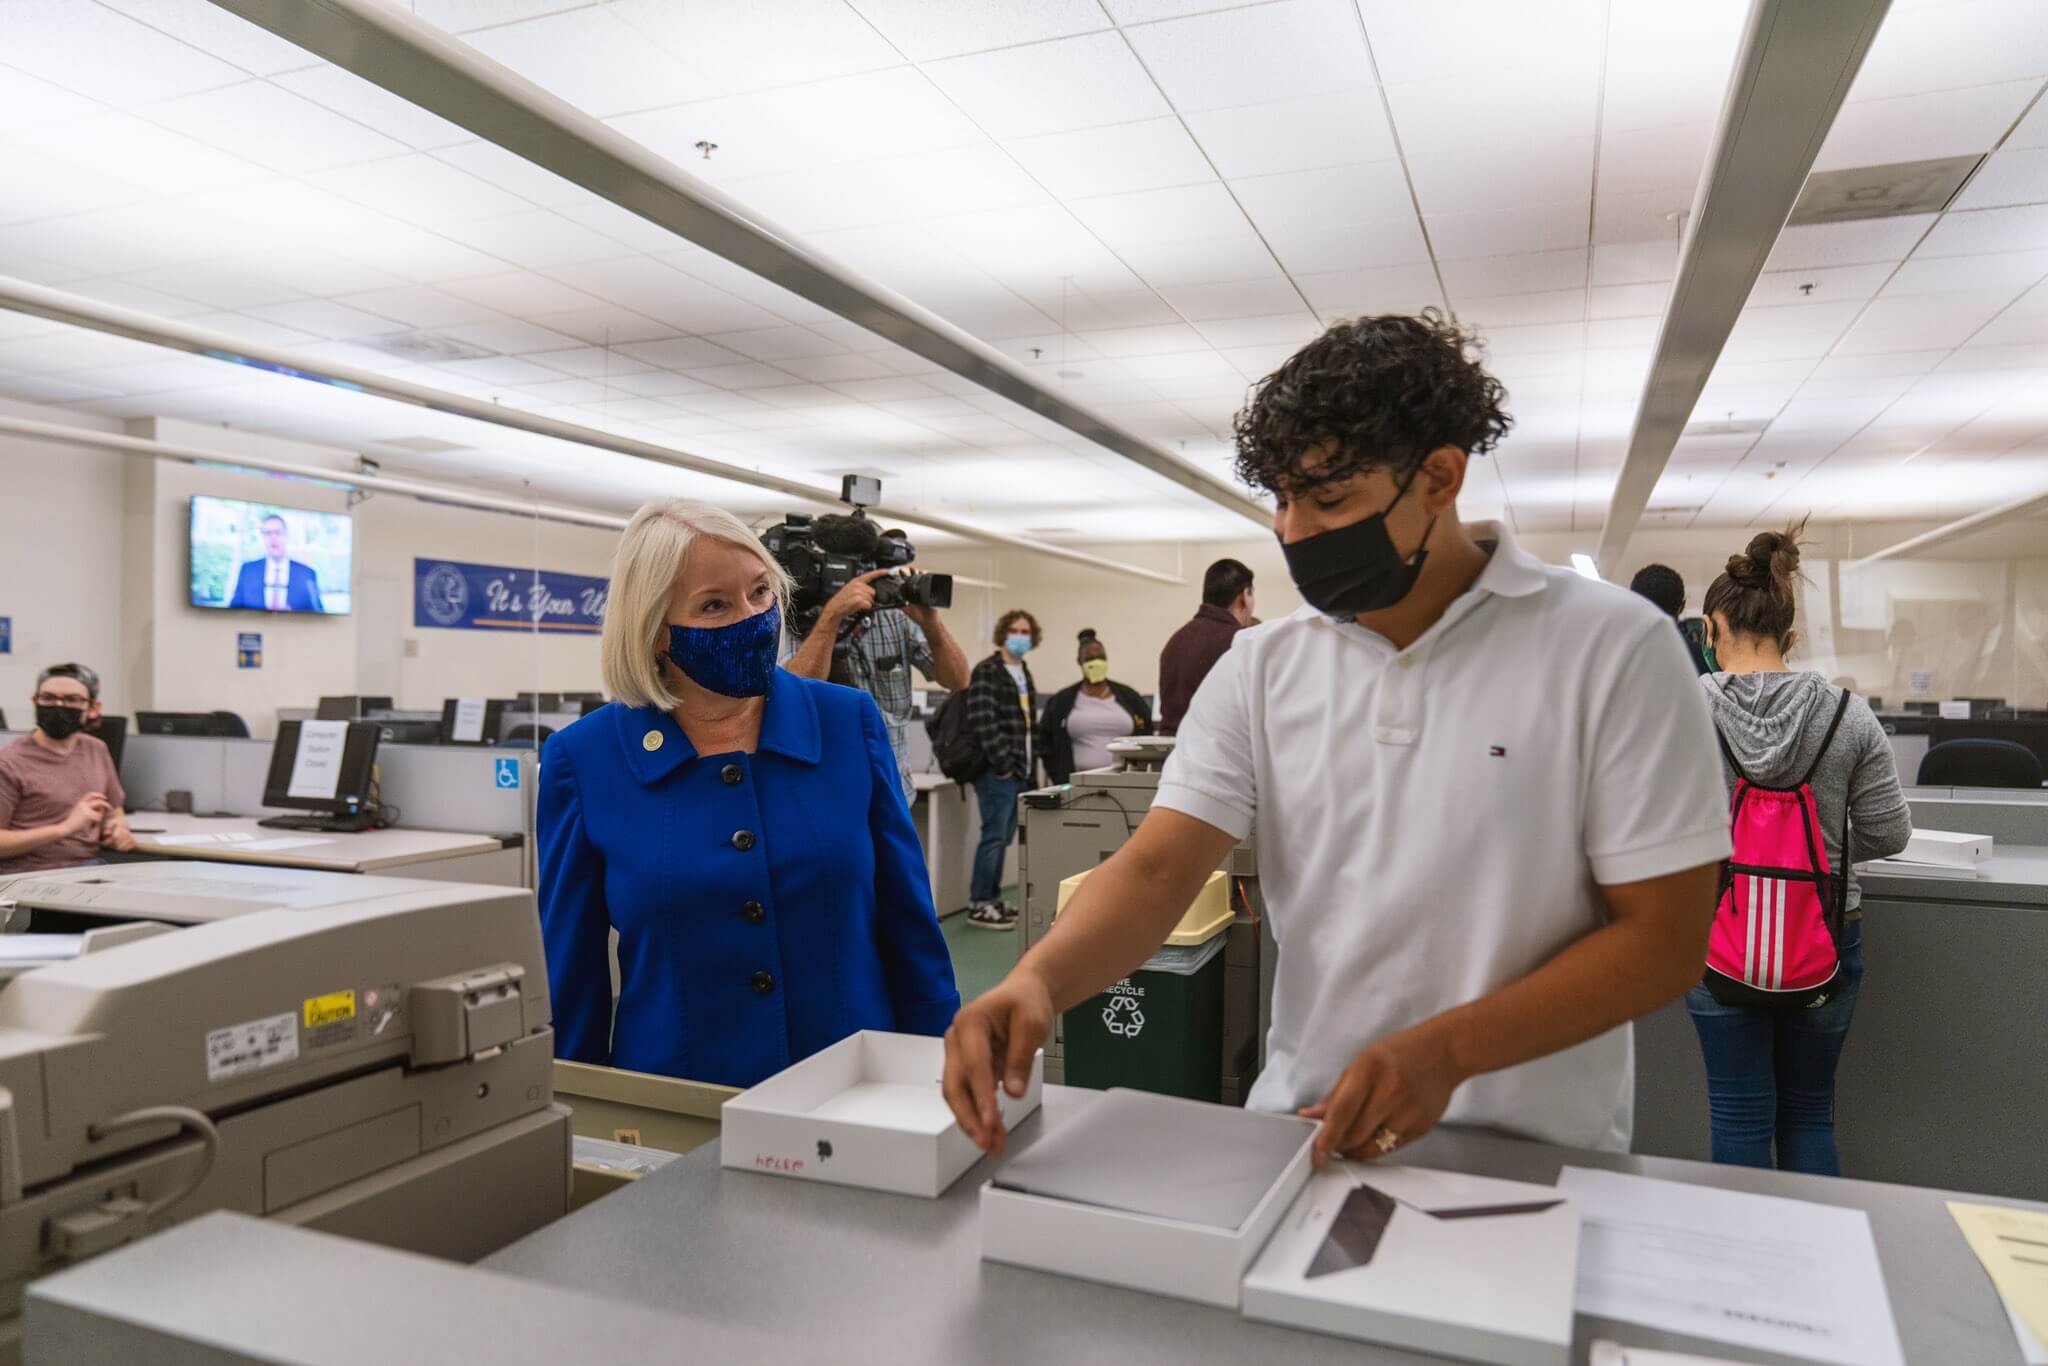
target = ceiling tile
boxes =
[1053,289,1184,331]
[1763,215,1937,270]
[687,361,802,390]
[615,337,749,369]
[1125,0,1370,113]
[1194,311,1323,350]
[1262,214,1431,274]
[177,311,322,348]
[1952,146,2048,211]
[1592,189,1695,247]
[1362,0,1604,85]
[1587,281,1670,319]
[1598,122,1715,196]
[461,9,707,118]
[597,369,713,399]
[843,0,1109,61]
[438,318,586,355]
[609,0,903,94]
[1386,75,1598,156]
[1004,118,1216,199]
[2010,91,2048,150]
[1430,200,1588,262]
[0,65,98,134]
[1837,289,2019,353]
[1078,322,1209,357]
[703,327,847,362]
[445,211,634,270]
[925,31,1169,138]
[99,0,320,76]
[1440,249,1590,298]
[119,260,301,311]
[776,352,898,383]
[1882,249,2048,296]
[1294,263,1444,315]
[439,271,608,315]
[1112,232,1282,288]
[1407,138,1595,216]
[1600,1,1749,132]
[1183,85,1397,179]
[14,112,264,197]
[143,81,410,172]
[1815,80,2040,171]
[1846,0,2048,101]
[1746,263,1895,308]
[273,65,474,150]
[521,347,660,379]
[1917,203,2048,258]
[1458,289,1588,328]
[1231,160,1412,234]
[309,154,536,225]
[549,258,785,332]
[1068,182,1255,252]
[1590,238,1680,286]
[4,0,245,104]
[430,141,589,208]
[1157,276,1308,321]
[329,285,502,329]
[244,298,409,340]
[64,276,216,318]
[525,308,678,346]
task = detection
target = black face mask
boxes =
[1280,468,1437,617]
[36,705,88,741]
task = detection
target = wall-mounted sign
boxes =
[414,559,608,634]
[0,616,10,654]
[237,632,263,669]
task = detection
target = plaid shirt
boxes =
[965,652,1037,782]
[841,609,937,801]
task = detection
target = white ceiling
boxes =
[0,0,2043,547]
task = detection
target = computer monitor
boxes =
[510,691,562,713]
[1955,697,2007,717]
[86,715,127,774]
[136,711,244,737]
[439,698,508,745]
[373,719,444,745]
[262,721,380,820]
[316,695,394,721]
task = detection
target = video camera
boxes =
[762,475,954,642]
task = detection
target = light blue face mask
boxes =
[1005,632,1034,658]
[666,602,782,698]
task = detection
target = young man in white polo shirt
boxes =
[943,312,1731,1163]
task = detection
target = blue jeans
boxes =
[970,773,1026,905]
[1686,922,1864,1176]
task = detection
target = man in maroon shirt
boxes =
[0,662,134,875]
[1157,559,1255,735]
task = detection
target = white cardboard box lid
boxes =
[725,1032,1039,1138]
[1244,1165,1578,1348]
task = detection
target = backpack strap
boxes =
[1796,688,1854,789]
[1711,719,1752,786]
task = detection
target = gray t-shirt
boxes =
[1068,690,1134,774]
[0,734,124,875]
[1699,671,1913,915]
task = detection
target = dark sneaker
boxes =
[967,902,1016,931]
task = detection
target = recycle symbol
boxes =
[1102,994,1145,1039]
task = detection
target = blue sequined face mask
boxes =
[666,602,782,698]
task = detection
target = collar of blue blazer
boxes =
[615,668,823,783]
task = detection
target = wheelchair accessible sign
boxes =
[493,757,520,790]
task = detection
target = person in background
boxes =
[0,662,134,875]
[537,500,959,1089]
[1039,629,1153,786]
[228,513,324,612]
[961,609,1041,931]
[1693,525,1910,1176]
[1629,562,1711,675]
[1159,558,1255,734]
[784,570,970,805]
[943,312,1731,1164]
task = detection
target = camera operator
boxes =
[784,570,968,804]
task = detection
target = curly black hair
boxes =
[1232,309,1512,495]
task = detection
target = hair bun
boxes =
[1744,528,1803,585]
[1077,628,1097,643]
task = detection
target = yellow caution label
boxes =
[303,990,357,1030]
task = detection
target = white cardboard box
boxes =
[979,1091,1316,1309]
[1242,1165,1579,1366]
[1901,828,1992,867]
[720,1031,1041,1198]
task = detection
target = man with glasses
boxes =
[0,663,134,874]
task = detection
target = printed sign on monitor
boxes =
[190,496,353,616]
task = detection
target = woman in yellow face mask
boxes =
[1038,628,1154,785]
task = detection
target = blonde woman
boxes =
[538,500,959,1088]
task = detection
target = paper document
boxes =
[1558,1167,1904,1366]
[2010,1298,2048,1365]
[237,837,334,852]
[1950,1201,2048,1350]
[451,697,486,743]
[1590,1345,1751,1366]
[287,720,348,801]
[150,831,254,847]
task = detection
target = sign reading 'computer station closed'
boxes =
[413,558,609,634]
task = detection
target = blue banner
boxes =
[236,632,262,669]
[414,558,609,634]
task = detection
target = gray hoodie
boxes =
[1699,671,1913,916]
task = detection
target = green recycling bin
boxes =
[1063,931,1228,1103]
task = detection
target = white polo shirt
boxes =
[1155,522,1730,1151]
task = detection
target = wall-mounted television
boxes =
[189,496,353,615]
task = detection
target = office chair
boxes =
[209,711,251,739]
[1918,739,2044,789]
[500,723,555,749]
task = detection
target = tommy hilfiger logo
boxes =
[1489,745,1507,757]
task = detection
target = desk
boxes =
[1636,846,2048,1199]
[912,772,979,917]
[29,1085,2038,1364]
[125,813,519,884]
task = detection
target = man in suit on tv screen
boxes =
[227,513,324,612]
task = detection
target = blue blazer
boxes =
[227,559,323,612]
[536,670,961,1089]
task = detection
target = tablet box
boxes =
[1242,1165,1579,1366]
[1901,829,1992,867]
[720,1031,1041,1198]
[980,1089,1316,1308]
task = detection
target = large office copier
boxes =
[1019,738,1273,1104]
[0,862,571,1362]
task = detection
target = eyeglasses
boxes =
[32,694,91,709]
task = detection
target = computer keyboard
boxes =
[257,812,377,834]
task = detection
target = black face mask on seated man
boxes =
[1279,465,1438,617]
[35,704,87,741]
